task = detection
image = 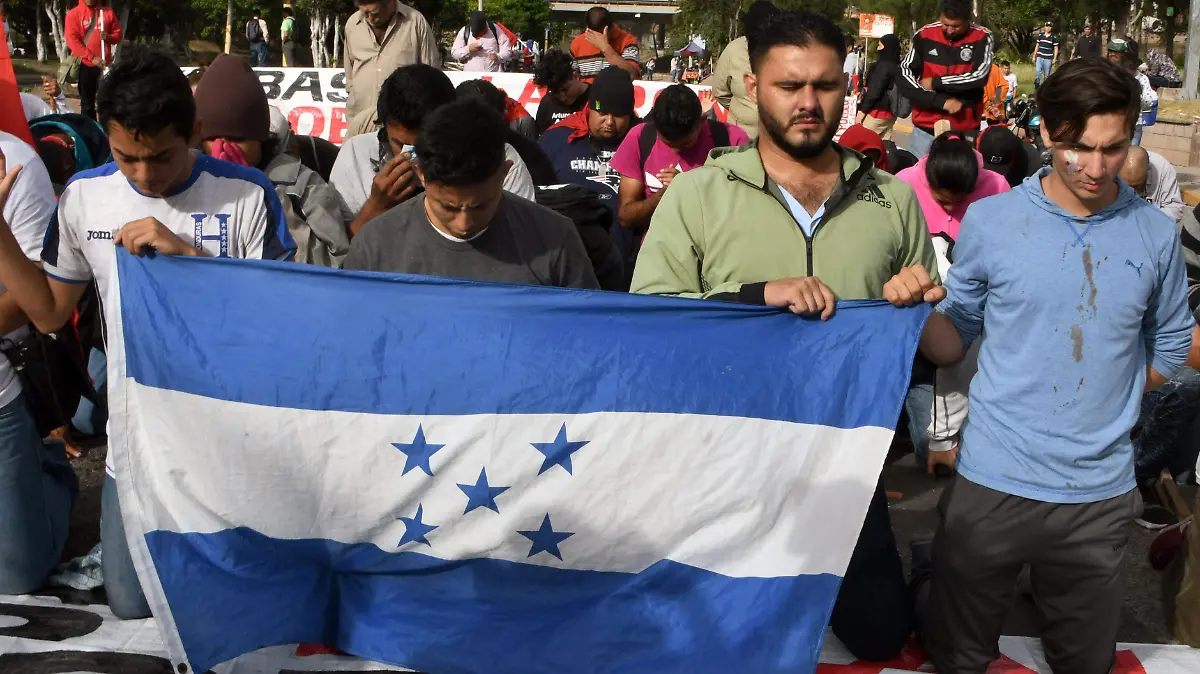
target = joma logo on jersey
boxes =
[191,213,231,257]
[856,184,893,209]
[85,230,113,241]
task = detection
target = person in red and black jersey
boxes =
[896,0,994,157]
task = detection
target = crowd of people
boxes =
[1,0,1200,669]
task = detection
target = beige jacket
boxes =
[343,4,441,125]
[712,36,757,138]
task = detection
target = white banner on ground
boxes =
[1,594,1197,673]
[183,68,856,146]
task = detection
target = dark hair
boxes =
[748,10,847,74]
[925,133,978,196]
[534,47,575,93]
[35,139,72,187]
[651,85,702,142]
[97,45,195,139]
[1036,58,1141,144]
[743,0,777,37]
[377,64,456,130]
[938,0,972,21]
[999,59,1010,67]
[283,6,292,15]
[415,99,507,186]
[1119,51,1142,74]
[585,6,612,32]
[456,79,507,117]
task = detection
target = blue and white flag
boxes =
[108,252,930,674]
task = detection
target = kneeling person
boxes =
[0,45,295,619]
[343,100,599,290]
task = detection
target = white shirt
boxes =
[330,135,536,217]
[450,25,512,73]
[0,132,58,409]
[778,187,827,239]
[20,93,53,121]
[1004,73,1018,99]
[42,152,296,473]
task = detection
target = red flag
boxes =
[0,23,34,147]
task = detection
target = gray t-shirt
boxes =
[343,193,600,290]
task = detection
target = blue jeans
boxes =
[71,348,106,436]
[1035,57,1053,86]
[249,42,268,67]
[907,127,935,158]
[1133,366,1200,484]
[0,393,76,594]
[102,473,151,618]
[904,383,935,468]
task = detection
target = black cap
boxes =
[977,126,1021,181]
[588,67,635,117]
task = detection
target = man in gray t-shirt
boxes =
[343,98,599,291]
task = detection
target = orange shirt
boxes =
[569,25,640,82]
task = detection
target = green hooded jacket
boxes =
[630,141,939,302]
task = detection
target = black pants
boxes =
[78,63,102,121]
[829,479,913,661]
[915,477,1138,674]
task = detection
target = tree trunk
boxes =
[332,15,342,67]
[1185,0,1200,97]
[310,7,327,68]
[1165,4,1178,58]
[162,24,173,53]
[36,0,46,62]
[45,0,66,61]
[224,0,233,54]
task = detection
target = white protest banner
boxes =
[184,68,857,146]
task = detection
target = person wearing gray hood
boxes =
[264,107,353,266]
[192,54,352,267]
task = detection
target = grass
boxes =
[1157,99,1200,122]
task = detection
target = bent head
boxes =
[652,85,704,152]
[925,133,979,212]
[938,0,972,41]
[357,0,398,29]
[1119,145,1150,195]
[98,45,198,196]
[1037,59,1140,208]
[414,100,511,239]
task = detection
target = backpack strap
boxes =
[707,119,730,147]
[637,121,657,176]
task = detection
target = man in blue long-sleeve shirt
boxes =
[882,58,1194,673]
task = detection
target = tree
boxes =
[673,0,852,58]
[44,0,66,60]
[295,0,341,67]
[488,0,550,38]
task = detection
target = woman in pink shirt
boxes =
[897,132,1010,256]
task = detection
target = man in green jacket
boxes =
[632,10,938,662]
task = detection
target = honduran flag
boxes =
[107,251,930,674]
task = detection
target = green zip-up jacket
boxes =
[630,141,939,303]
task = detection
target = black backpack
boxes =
[637,119,730,174]
[246,20,263,44]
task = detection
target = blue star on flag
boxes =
[518,514,574,561]
[392,425,445,476]
[531,423,590,475]
[398,504,438,547]
[457,468,510,514]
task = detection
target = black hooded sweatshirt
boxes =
[861,34,903,117]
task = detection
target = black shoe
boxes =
[1137,503,1179,530]
[1137,482,1181,530]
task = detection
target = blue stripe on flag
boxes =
[145,528,841,674]
[116,253,930,428]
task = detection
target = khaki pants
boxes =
[862,114,895,141]
[1175,493,1200,644]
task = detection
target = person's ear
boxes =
[414,164,426,184]
[502,159,512,180]
[745,72,757,105]
[1039,123,1051,149]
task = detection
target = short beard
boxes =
[758,103,836,160]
